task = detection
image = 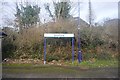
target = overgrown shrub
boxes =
[80,27,105,49]
[2,28,17,59]
[46,55,59,62]
[97,52,112,60]
[11,27,45,59]
[2,19,118,62]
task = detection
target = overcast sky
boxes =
[0,0,119,27]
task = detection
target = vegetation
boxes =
[45,1,71,21]
[2,24,118,62]
[15,3,40,32]
[2,1,118,65]
[3,58,118,68]
[54,1,71,20]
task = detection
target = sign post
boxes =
[44,38,46,64]
[72,37,74,63]
[44,33,75,64]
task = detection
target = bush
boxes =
[46,55,59,62]
[80,27,105,49]
[2,19,118,62]
[12,27,45,59]
[97,52,112,60]
[2,28,17,59]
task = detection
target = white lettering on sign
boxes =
[44,33,74,37]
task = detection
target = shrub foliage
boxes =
[2,19,118,62]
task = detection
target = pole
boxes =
[44,38,46,64]
[78,0,82,63]
[89,0,92,27]
[72,37,74,63]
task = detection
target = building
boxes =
[0,32,7,38]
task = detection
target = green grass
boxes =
[65,59,118,68]
[3,63,34,67]
[3,64,78,75]
[3,59,118,68]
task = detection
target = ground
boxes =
[2,59,118,78]
[2,65,118,78]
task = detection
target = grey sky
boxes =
[0,0,119,27]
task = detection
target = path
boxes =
[2,65,118,78]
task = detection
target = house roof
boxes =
[0,32,7,37]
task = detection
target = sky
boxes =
[0,0,119,27]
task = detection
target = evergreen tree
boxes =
[15,3,40,31]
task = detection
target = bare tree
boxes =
[44,0,71,21]
[44,3,55,21]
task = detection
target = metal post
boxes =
[78,0,82,63]
[72,37,74,63]
[44,38,46,64]
[78,28,82,62]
